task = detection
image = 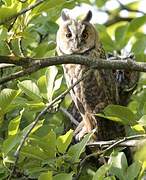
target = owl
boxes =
[56,10,138,141]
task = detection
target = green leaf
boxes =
[2,134,21,155]
[108,152,127,180]
[53,76,63,92]
[0,27,7,41]
[39,171,52,180]
[57,129,73,154]
[96,0,107,7]
[128,15,146,33]
[109,152,128,171]
[103,105,136,125]
[68,132,93,162]
[96,24,115,52]
[126,161,141,180]
[126,1,140,9]
[0,40,11,55]
[135,143,146,162]
[132,36,146,60]
[114,24,129,50]
[8,109,23,136]
[138,115,146,126]
[0,89,18,114]
[37,75,47,99]
[34,41,56,58]
[31,130,56,158]
[46,66,58,101]
[53,173,73,180]
[33,0,65,14]
[21,145,48,160]
[18,80,42,101]
[93,164,110,180]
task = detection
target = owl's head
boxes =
[56,10,99,55]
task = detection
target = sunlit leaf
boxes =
[103,105,136,125]
[39,171,52,180]
[126,161,142,180]
[2,134,21,156]
[18,80,42,101]
[93,164,110,180]
[68,131,94,162]
[53,172,73,180]
[8,109,23,136]
[96,24,115,52]
[0,89,19,115]
[46,66,58,101]
[57,129,73,154]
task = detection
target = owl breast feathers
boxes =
[56,10,139,141]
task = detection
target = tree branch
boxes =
[0,0,44,26]
[0,55,146,85]
[75,134,146,180]
[60,107,79,126]
[117,0,146,15]
[104,17,133,27]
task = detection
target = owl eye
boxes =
[82,31,88,39]
[66,32,72,38]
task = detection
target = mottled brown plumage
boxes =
[56,10,139,141]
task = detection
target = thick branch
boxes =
[0,55,146,85]
[0,0,44,25]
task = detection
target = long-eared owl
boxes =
[56,10,139,141]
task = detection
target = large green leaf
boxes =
[37,75,47,99]
[33,0,65,14]
[46,66,58,101]
[57,129,73,154]
[114,24,129,50]
[68,132,94,162]
[96,24,115,52]
[0,88,19,115]
[2,134,21,156]
[30,130,56,158]
[108,152,127,180]
[96,0,107,7]
[53,173,73,180]
[103,105,136,125]
[34,41,56,58]
[18,80,42,101]
[92,164,110,180]
[8,109,23,136]
[21,145,48,160]
[0,27,7,41]
[0,40,11,55]
[128,15,146,34]
[126,161,141,180]
[132,35,146,61]
[39,171,52,180]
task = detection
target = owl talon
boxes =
[74,126,88,141]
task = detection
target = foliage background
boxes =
[0,0,146,179]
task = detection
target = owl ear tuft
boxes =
[61,10,70,21]
[82,10,92,22]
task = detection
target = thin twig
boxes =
[0,0,44,25]
[104,17,133,26]
[8,69,91,180]
[117,0,146,15]
[0,55,146,85]
[60,107,79,126]
[75,134,146,179]
[87,139,146,148]
[102,134,146,155]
